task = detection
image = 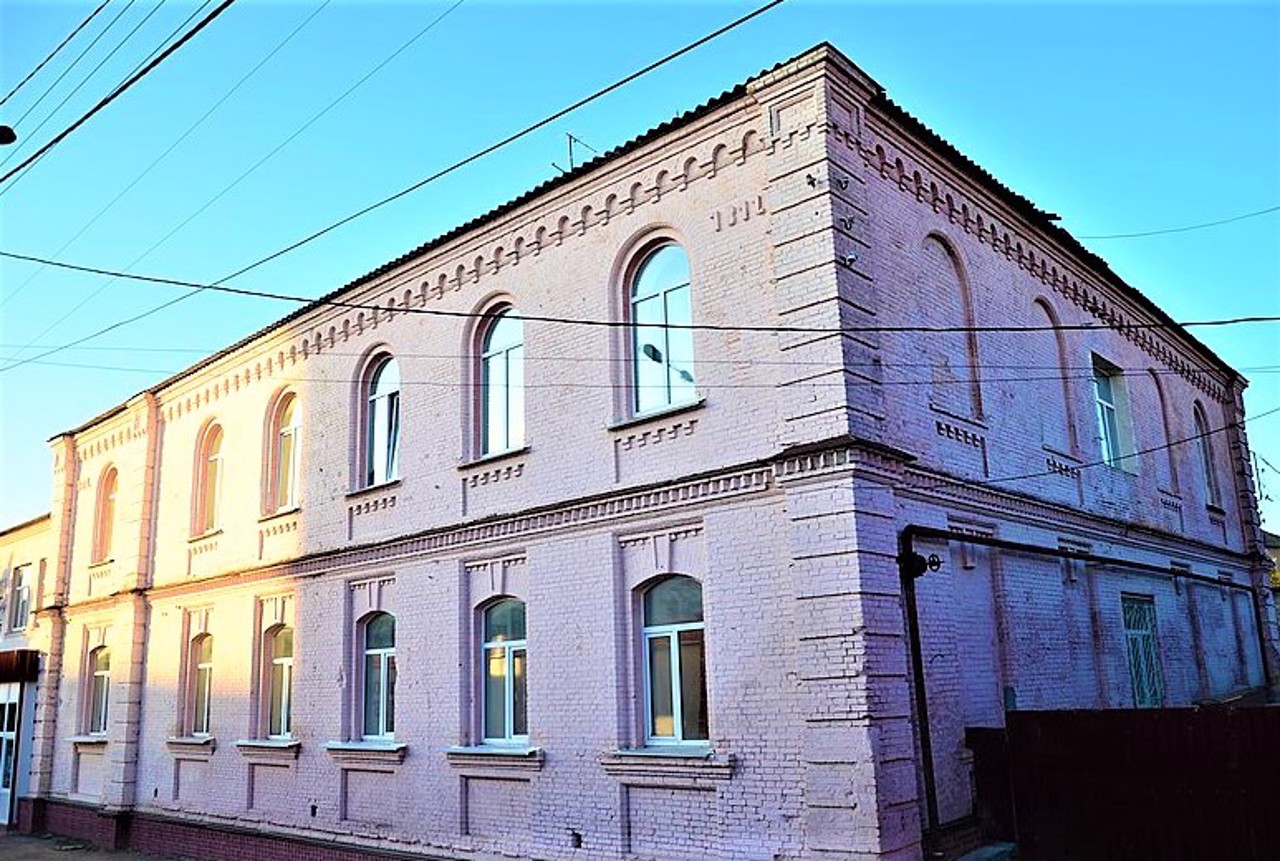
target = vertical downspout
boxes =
[898,527,939,837]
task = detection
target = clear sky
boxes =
[1,0,1277,529]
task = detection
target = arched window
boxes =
[88,646,111,735]
[362,612,396,739]
[642,576,708,744]
[480,310,525,456]
[190,635,214,736]
[363,357,400,487]
[1193,403,1222,507]
[482,599,527,743]
[268,392,300,512]
[916,236,983,420]
[266,626,294,738]
[630,244,695,415]
[195,423,224,535]
[92,466,117,563]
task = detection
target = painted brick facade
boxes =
[2,44,1273,861]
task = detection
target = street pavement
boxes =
[0,832,176,860]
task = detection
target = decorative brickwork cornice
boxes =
[833,109,1229,403]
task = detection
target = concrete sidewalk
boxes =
[0,832,177,860]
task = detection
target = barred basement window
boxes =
[1122,594,1164,708]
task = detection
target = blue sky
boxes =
[1,0,1277,528]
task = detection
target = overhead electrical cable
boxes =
[0,0,170,176]
[0,249,1276,344]
[1078,204,1280,240]
[0,0,333,314]
[0,0,460,347]
[0,0,240,188]
[0,0,113,107]
[0,0,786,370]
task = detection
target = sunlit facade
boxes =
[1,44,1272,861]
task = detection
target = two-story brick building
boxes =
[2,43,1273,861]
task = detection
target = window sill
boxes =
[235,738,301,762]
[609,398,705,433]
[928,403,987,431]
[166,736,216,758]
[187,529,223,545]
[324,740,407,766]
[258,507,301,524]
[601,747,733,781]
[1206,503,1226,516]
[346,479,401,501]
[446,745,544,771]
[88,558,115,570]
[458,445,530,471]
[68,735,108,749]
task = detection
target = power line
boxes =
[2,0,135,132]
[0,0,460,348]
[0,249,1276,349]
[0,0,170,182]
[0,0,113,108]
[1078,204,1280,240]
[0,0,786,370]
[0,0,333,316]
[0,0,240,188]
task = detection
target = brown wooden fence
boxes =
[990,707,1280,860]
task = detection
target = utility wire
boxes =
[0,0,332,315]
[0,0,785,370]
[0,0,113,108]
[3,0,134,132]
[1078,204,1280,240]
[0,0,169,179]
[1,249,1276,344]
[0,0,460,347]
[0,0,239,187]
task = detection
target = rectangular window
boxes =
[10,566,30,631]
[1122,595,1164,707]
[1093,362,1121,465]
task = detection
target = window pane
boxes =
[483,350,508,454]
[364,653,382,736]
[664,283,695,402]
[385,391,400,481]
[94,648,110,673]
[647,635,674,738]
[633,245,690,301]
[269,661,285,736]
[485,600,526,643]
[644,576,704,626]
[203,455,220,531]
[633,295,668,413]
[277,428,296,508]
[193,665,211,734]
[272,627,293,660]
[385,654,396,734]
[485,646,506,739]
[678,629,709,741]
[1,739,12,790]
[513,647,527,737]
[366,613,395,649]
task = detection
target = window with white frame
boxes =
[479,310,525,456]
[9,565,30,631]
[270,392,301,512]
[266,626,293,738]
[88,646,110,735]
[194,423,224,534]
[630,244,696,416]
[1121,594,1164,708]
[482,599,527,744]
[189,635,213,736]
[1091,357,1130,467]
[642,575,708,744]
[363,357,400,487]
[361,612,396,739]
[92,466,117,563]
[1193,403,1223,508]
